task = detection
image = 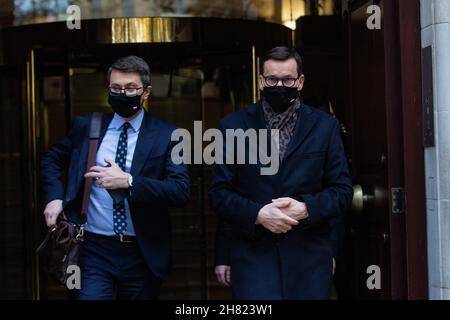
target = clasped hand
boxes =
[256,197,308,234]
[84,158,131,190]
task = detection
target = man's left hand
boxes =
[84,158,130,190]
[272,197,308,221]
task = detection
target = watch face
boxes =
[128,175,133,187]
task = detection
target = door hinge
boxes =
[391,187,405,214]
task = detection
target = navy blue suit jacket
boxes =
[208,101,353,299]
[40,111,190,278]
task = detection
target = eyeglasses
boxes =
[108,86,143,97]
[262,76,299,87]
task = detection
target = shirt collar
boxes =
[109,108,144,132]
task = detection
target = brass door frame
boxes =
[25,48,40,300]
[251,45,261,104]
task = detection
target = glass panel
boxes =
[32,49,71,299]
[1,1,342,30]
[0,67,27,299]
[12,0,280,25]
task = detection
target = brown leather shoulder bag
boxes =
[36,112,102,286]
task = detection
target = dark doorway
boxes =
[297,0,427,299]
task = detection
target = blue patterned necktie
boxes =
[113,122,130,235]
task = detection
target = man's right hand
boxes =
[43,199,63,227]
[256,203,299,234]
[215,265,231,287]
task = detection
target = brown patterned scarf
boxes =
[262,97,301,160]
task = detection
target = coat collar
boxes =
[244,100,266,131]
[244,101,319,161]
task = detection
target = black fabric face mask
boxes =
[108,93,142,118]
[262,86,299,113]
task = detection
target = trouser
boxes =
[75,231,161,300]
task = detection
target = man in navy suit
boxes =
[40,55,189,299]
[208,47,353,299]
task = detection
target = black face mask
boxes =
[108,93,142,118]
[262,86,299,113]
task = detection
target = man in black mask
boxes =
[41,55,189,299]
[209,47,352,299]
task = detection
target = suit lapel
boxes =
[245,101,266,130]
[244,101,266,131]
[130,111,158,177]
[283,104,319,161]
[98,113,114,150]
[243,101,274,170]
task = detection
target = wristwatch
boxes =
[128,174,133,188]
